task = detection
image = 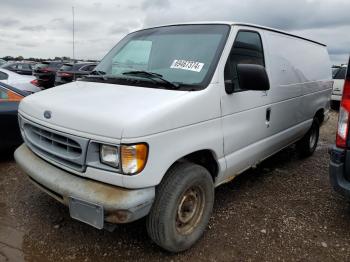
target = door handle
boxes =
[266,107,271,127]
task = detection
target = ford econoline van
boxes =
[14,22,332,252]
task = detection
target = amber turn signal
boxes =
[121,143,148,175]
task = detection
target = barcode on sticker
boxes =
[170,60,204,72]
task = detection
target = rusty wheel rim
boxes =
[175,186,205,235]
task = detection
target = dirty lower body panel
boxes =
[14,144,155,227]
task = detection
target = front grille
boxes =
[22,119,89,171]
[27,124,82,156]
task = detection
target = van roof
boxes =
[142,21,327,47]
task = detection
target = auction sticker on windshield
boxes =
[170,60,204,72]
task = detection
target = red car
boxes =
[55,62,96,86]
[33,61,63,88]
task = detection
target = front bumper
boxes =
[14,144,155,225]
[329,145,350,199]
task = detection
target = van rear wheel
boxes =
[296,118,320,157]
[146,162,214,252]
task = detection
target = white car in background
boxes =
[0,68,41,93]
[331,65,347,107]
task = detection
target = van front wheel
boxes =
[296,118,320,157]
[146,162,214,252]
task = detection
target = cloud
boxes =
[0,17,20,27]
[142,0,171,9]
[109,20,142,35]
[109,26,129,35]
[20,25,46,32]
[0,0,348,64]
[16,41,39,48]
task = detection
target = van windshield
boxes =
[86,24,230,90]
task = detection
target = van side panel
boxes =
[266,31,332,127]
[218,26,332,184]
[261,32,332,156]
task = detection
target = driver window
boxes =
[224,31,265,92]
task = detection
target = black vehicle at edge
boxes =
[330,57,350,198]
[55,62,96,86]
[0,82,28,150]
[33,61,63,88]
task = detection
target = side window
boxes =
[0,72,8,80]
[224,31,265,92]
[78,65,88,71]
[22,64,31,70]
[87,64,96,71]
[334,67,347,80]
[80,65,95,72]
[0,88,8,99]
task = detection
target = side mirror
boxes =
[224,80,234,94]
[237,64,270,91]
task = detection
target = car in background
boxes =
[333,67,341,78]
[330,57,350,199]
[33,61,63,88]
[55,62,96,86]
[331,65,347,109]
[2,62,33,75]
[0,82,29,150]
[0,68,41,93]
[0,59,6,66]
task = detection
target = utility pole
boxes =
[72,6,75,62]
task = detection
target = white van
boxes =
[14,22,332,252]
[331,65,347,107]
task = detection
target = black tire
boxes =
[146,162,214,253]
[296,118,320,157]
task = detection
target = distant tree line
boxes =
[1,55,99,63]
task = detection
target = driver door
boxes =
[221,28,271,178]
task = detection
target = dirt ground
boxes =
[1,111,349,262]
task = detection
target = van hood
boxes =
[19,81,216,139]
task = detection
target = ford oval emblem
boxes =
[44,110,52,119]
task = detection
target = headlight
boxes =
[121,143,148,175]
[100,144,119,168]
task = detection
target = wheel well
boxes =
[315,108,324,124]
[175,150,219,181]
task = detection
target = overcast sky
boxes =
[0,0,349,65]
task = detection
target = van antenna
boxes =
[72,6,75,63]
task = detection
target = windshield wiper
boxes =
[122,70,179,89]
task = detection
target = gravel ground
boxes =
[1,111,349,262]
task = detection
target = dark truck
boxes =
[330,57,350,198]
[55,62,96,86]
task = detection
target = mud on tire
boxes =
[146,162,214,253]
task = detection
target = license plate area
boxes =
[68,197,104,229]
